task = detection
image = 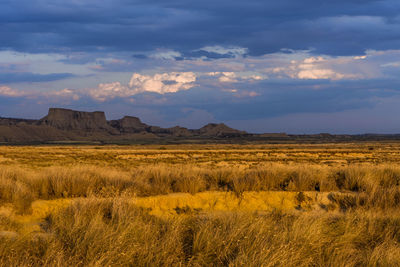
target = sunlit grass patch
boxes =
[134,191,301,217]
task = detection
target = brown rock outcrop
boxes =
[109,116,148,133]
[167,126,193,137]
[39,108,114,132]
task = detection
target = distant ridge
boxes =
[3,108,397,144]
[0,108,251,143]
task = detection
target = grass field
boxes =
[2,143,400,266]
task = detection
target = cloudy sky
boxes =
[1,0,400,133]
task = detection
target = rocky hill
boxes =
[3,108,399,144]
[196,123,247,137]
[0,108,249,143]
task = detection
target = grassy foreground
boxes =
[2,144,400,266]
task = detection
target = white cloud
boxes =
[297,69,347,80]
[218,72,238,83]
[353,55,367,60]
[244,74,263,80]
[0,86,26,97]
[89,72,197,101]
[89,82,132,102]
[295,57,362,80]
[129,72,196,94]
[303,56,325,64]
[206,71,264,83]
[0,86,80,102]
[207,72,221,76]
[47,88,81,101]
[266,56,363,80]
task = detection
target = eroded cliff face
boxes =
[39,108,111,131]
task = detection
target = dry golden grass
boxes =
[3,198,400,266]
[2,143,400,266]
[1,142,400,168]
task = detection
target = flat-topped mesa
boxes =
[109,116,148,133]
[197,123,247,137]
[40,108,111,131]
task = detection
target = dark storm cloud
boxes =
[132,54,148,60]
[0,72,76,83]
[181,51,239,60]
[87,78,400,122]
[131,50,237,61]
[156,87,360,121]
[1,0,399,57]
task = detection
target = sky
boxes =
[1,0,400,134]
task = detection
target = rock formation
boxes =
[39,108,112,131]
[0,108,250,143]
[196,123,247,137]
[109,116,148,133]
